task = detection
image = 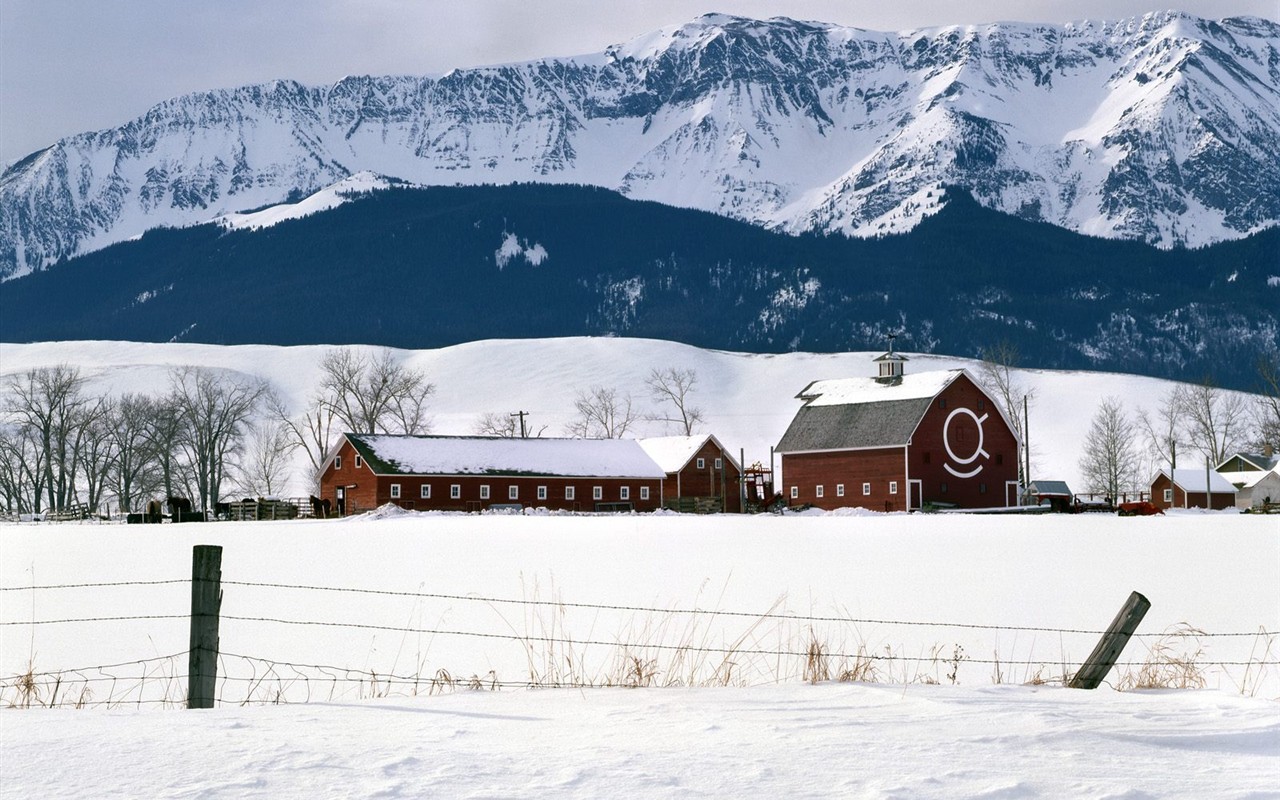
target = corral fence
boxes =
[2,546,1276,710]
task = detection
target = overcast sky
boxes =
[2,0,1275,165]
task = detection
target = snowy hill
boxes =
[2,11,1278,278]
[0,337,1256,494]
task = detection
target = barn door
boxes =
[908,480,923,511]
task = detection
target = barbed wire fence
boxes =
[3,564,1277,709]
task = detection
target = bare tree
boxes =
[107,393,163,514]
[268,390,336,494]
[565,386,639,439]
[169,367,268,511]
[145,396,186,503]
[3,365,106,513]
[78,400,119,514]
[977,342,1031,486]
[234,419,296,497]
[1078,397,1143,500]
[645,367,704,435]
[474,411,547,438]
[317,349,434,435]
[1251,356,1280,453]
[0,424,43,514]
[1176,380,1248,466]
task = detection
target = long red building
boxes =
[775,353,1021,511]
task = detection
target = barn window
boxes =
[480,485,491,500]
[978,399,985,411]
[816,485,824,498]
[390,483,401,499]
[450,484,461,499]
[939,398,947,410]
[537,486,548,501]
[640,486,650,501]
[1163,488,1173,503]
[980,483,987,494]
[836,484,845,497]
[889,481,898,495]
[697,458,706,469]
[714,458,723,470]
[862,482,871,496]
[420,484,431,499]
[941,482,948,493]
[509,485,519,500]
[593,486,603,500]
[620,486,630,500]
[354,455,363,469]
[790,486,798,499]
[566,486,576,501]
[334,456,342,470]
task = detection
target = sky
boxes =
[2,0,1277,165]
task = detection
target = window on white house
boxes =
[593,486,603,500]
[390,484,401,498]
[816,485,824,498]
[566,486,576,501]
[790,486,798,499]
[697,458,705,469]
[640,486,650,501]
[537,486,547,501]
[420,484,431,499]
[509,485,519,500]
[862,482,871,496]
[354,455,363,469]
[836,484,845,497]
[334,456,342,470]
[450,484,461,499]
[480,485,490,500]
[889,481,898,495]
[620,486,630,500]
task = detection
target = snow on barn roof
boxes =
[637,435,740,474]
[797,370,962,407]
[345,434,667,478]
[1162,468,1238,494]
[777,370,966,453]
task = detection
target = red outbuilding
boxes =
[775,352,1021,511]
[638,434,743,513]
[320,434,667,514]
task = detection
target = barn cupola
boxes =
[873,334,907,384]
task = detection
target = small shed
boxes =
[638,434,742,513]
[1219,466,1280,510]
[1150,468,1237,511]
[1028,480,1074,512]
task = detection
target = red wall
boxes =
[670,439,743,513]
[319,439,664,513]
[781,448,907,511]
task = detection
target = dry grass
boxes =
[1117,624,1209,691]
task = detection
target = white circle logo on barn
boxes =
[943,407,989,479]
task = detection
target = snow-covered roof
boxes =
[347,434,666,479]
[1217,466,1280,490]
[1162,468,1238,494]
[1029,480,1073,497]
[797,369,963,407]
[637,435,740,474]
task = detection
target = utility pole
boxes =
[510,410,529,438]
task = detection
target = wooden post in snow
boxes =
[1068,591,1150,690]
[188,544,222,709]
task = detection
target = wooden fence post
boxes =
[188,544,223,709]
[1068,591,1151,689]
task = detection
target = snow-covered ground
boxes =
[1,338,1276,797]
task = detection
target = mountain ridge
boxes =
[2,10,1278,279]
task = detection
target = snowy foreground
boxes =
[2,510,1277,798]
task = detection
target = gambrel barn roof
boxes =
[777,369,987,453]
[336,434,667,478]
[637,435,741,474]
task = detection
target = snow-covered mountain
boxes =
[2,11,1278,279]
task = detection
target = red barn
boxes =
[320,434,667,514]
[638,434,742,513]
[775,353,1021,511]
